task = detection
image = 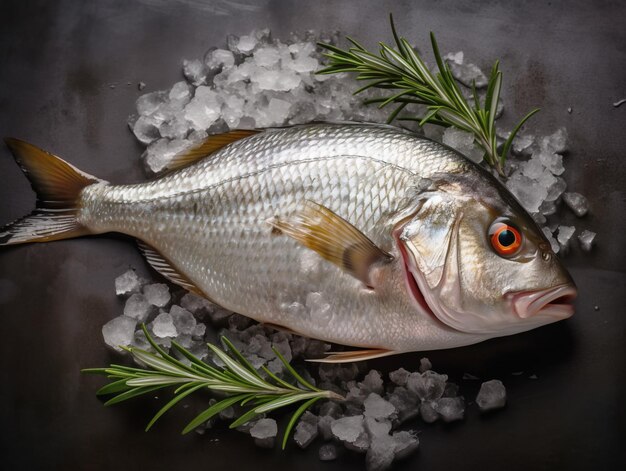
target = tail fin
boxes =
[1,138,102,246]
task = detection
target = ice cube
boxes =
[419,357,432,373]
[123,293,153,322]
[364,416,392,438]
[521,157,546,179]
[294,412,318,448]
[170,305,196,335]
[406,370,447,401]
[180,292,214,315]
[419,401,437,423]
[271,335,293,363]
[447,61,488,88]
[115,269,143,296]
[331,415,364,443]
[364,393,396,420]
[319,400,343,418]
[182,59,207,86]
[562,192,589,217]
[512,134,535,156]
[389,368,410,386]
[252,69,301,92]
[433,397,465,422]
[254,46,281,67]
[557,225,576,249]
[143,283,171,308]
[131,328,152,350]
[537,150,565,175]
[359,370,384,396]
[142,138,190,174]
[205,49,235,72]
[545,176,567,202]
[184,86,222,131]
[578,230,596,252]
[136,90,168,116]
[366,434,395,471]
[540,127,568,153]
[542,227,560,254]
[476,379,507,411]
[169,81,193,103]
[102,315,137,351]
[132,115,161,145]
[152,312,178,338]
[505,173,548,214]
[318,443,338,461]
[392,431,419,460]
[386,386,419,423]
[250,418,277,448]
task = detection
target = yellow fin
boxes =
[270,201,393,287]
[1,138,101,245]
[307,348,395,363]
[137,241,211,299]
[166,129,260,172]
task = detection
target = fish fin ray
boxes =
[307,348,395,363]
[166,129,260,172]
[137,241,209,298]
[269,201,393,286]
[0,138,101,245]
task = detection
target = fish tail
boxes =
[1,138,102,246]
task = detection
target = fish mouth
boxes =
[507,284,577,319]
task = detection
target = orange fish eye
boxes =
[489,221,522,256]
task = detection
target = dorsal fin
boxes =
[137,241,208,298]
[167,129,260,172]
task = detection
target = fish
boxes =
[1,123,577,362]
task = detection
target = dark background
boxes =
[0,0,624,470]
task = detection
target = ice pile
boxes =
[127,27,594,254]
[128,29,388,174]
[103,267,513,469]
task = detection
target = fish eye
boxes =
[489,220,522,257]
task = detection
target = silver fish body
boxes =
[3,123,577,356]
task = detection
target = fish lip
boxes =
[506,284,577,319]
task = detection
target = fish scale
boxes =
[79,124,471,350]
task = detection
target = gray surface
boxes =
[0,0,624,470]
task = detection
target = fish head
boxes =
[396,173,577,337]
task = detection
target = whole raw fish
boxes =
[1,123,576,361]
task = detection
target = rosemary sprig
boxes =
[83,325,343,449]
[317,14,540,176]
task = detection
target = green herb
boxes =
[317,14,539,176]
[83,325,343,449]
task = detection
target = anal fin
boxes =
[137,241,207,298]
[307,348,395,363]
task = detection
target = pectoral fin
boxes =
[307,348,396,363]
[270,201,393,287]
